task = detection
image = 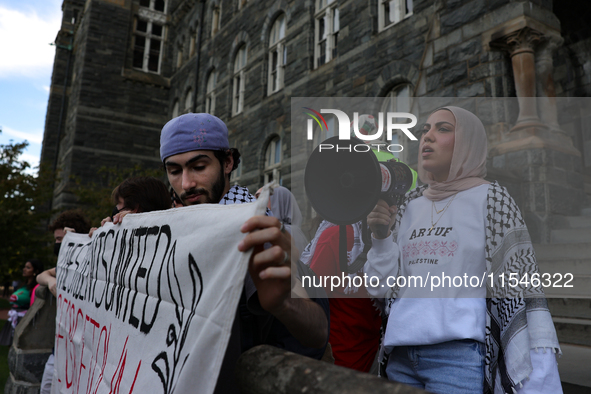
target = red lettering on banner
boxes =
[109,337,141,394]
[55,297,142,394]
[65,299,75,388]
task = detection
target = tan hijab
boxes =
[419,106,489,201]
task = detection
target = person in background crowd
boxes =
[365,107,562,394]
[0,259,44,346]
[11,259,43,309]
[36,209,91,394]
[37,210,92,297]
[255,185,309,259]
[29,260,46,308]
[305,222,382,373]
[102,176,171,225]
[10,260,43,310]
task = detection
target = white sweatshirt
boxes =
[365,184,562,393]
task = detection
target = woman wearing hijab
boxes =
[365,107,562,394]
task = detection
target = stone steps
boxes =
[553,316,591,347]
[534,243,591,298]
[534,243,591,261]
[550,205,591,242]
[538,210,591,389]
[550,228,591,244]
[534,244,591,348]
[550,299,591,348]
[564,215,591,229]
[549,298,591,320]
[558,343,591,389]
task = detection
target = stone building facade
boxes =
[37,0,591,390]
[41,0,590,236]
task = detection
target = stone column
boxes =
[491,27,546,131]
[487,21,582,243]
[535,33,563,132]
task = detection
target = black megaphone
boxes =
[305,136,413,233]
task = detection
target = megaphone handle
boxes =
[373,224,390,239]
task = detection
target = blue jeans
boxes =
[386,339,485,394]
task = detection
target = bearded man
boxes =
[158,113,329,393]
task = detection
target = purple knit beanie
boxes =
[160,113,229,161]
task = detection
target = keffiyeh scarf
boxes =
[382,182,560,394]
[220,185,256,205]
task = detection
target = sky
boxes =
[0,0,63,171]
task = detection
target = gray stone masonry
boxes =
[165,0,533,213]
[236,345,428,394]
[42,0,590,235]
[49,0,170,210]
[40,0,86,186]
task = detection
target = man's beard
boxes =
[180,168,227,205]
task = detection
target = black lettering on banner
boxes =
[59,225,190,337]
[129,226,170,334]
[152,252,203,393]
[91,229,117,309]
[57,242,88,296]
[139,226,170,334]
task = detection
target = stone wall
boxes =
[236,345,427,394]
[165,0,535,215]
[40,0,86,197]
[48,0,171,210]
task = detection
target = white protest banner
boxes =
[52,194,268,394]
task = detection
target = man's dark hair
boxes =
[48,209,91,233]
[112,176,171,213]
[213,148,241,181]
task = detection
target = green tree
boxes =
[0,138,54,283]
[70,164,166,226]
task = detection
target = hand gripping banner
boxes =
[52,194,268,394]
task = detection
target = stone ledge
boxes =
[236,345,427,394]
[7,347,50,384]
[121,67,170,88]
[4,373,41,394]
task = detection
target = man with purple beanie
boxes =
[160,113,329,393]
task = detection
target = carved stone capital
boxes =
[490,27,545,57]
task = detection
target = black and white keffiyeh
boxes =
[219,185,256,205]
[381,182,560,394]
